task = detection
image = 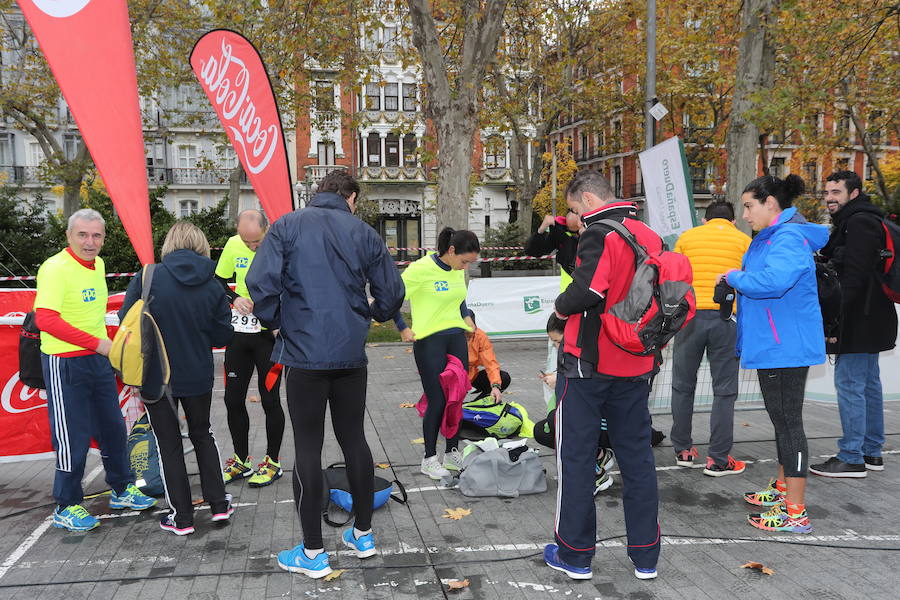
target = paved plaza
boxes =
[0,339,898,599]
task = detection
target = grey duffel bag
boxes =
[458,442,547,498]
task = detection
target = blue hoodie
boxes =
[246,192,405,370]
[726,207,829,369]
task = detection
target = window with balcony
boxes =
[317,142,335,165]
[28,142,42,167]
[64,134,81,160]
[804,162,818,189]
[769,157,785,179]
[314,81,335,113]
[367,133,381,166]
[216,145,237,169]
[383,26,397,51]
[690,164,708,193]
[580,132,588,159]
[836,110,852,141]
[177,144,198,168]
[384,83,399,112]
[484,136,506,169]
[612,120,622,151]
[365,83,381,111]
[402,83,416,112]
[0,133,14,166]
[179,199,199,217]
[363,28,378,51]
[613,165,622,197]
[385,134,400,167]
[403,134,417,167]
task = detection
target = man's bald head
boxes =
[237,209,267,251]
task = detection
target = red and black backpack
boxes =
[596,219,696,359]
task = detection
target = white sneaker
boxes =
[443,449,464,472]
[421,455,451,480]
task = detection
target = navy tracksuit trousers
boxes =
[41,353,131,508]
[554,376,660,570]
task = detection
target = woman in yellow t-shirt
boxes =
[398,228,480,480]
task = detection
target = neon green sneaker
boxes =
[223,454,253,483]
[248,455,283,487]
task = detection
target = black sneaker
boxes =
[864,456,884,472]
[809,456,867,478]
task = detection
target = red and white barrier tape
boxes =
[0,254,553,281]
[387,246,524,251]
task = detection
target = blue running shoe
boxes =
[53,505,99,532]
[277,543,332,578]
[342,528,376,558]
[634,566,658,580]
[543,544,592,580]
[109,483,157,510]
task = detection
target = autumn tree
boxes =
[405,0,508,235]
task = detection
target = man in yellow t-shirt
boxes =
[214,209,284,487]
[670,200,751,476]
[34,209,156,532]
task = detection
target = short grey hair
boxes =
[67,208,105,232]
[236,208,267,230]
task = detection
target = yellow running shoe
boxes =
[223,454,253,483]
[248,455,283,487]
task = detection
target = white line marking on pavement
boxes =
[0,463,105,580]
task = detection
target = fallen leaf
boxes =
[248,395,260,403]
[447,578,470,590]
[741,422,751,427]
[405,348,413,353]
[375,463,390,469]
[399,402,416,408]
[383,355,395,359]
[442,507,472,521]
[323,569,344,581]
[741,561,774,575]
[411,437,425,444]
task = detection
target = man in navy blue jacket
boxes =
[247,169,404,579]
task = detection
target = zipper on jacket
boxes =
[766,308,781,344]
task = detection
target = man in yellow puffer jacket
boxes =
[670,201,751,476]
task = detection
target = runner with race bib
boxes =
[215,209,285,487]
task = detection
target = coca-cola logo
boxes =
[197,37,280,175]
[31,0,92,18]
[2,372,48,414]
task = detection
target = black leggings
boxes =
[145,391,228,527]
[413,332,468,457]
[286,366,373,550]
[223,331,284,461]
[758,367,809,478]
[470,370,511,397]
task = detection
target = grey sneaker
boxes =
[443,449,464,472]
[421,455,451,480]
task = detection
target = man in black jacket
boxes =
[810,170,897,478]
[247,170,404,579]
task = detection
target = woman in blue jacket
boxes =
[119,222,234,536]
[720,174,827,534]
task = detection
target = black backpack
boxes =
[17,312,45,390]
[815,260,842,338]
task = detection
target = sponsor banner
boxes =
[190,30,293,222]
[639,136,697,249]
[0,289,140,462]
[17,0,154,264]
[467,276,560,338]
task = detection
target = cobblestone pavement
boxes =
[0,339,898,599]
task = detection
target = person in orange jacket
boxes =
[464,311,510,400]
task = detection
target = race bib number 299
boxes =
[231,308,261,333]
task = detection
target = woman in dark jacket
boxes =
[119,221,234,536]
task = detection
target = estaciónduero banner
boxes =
[190,30,293,223]
[17,0,154,265]
[638,136,697,249]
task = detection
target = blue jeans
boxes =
[835,353,884,464]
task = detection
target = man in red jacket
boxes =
[543,170,661,581]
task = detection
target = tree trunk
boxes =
[843,83,890,202]
[433,114,475,237]
[62,177,82,218]
[228,163,244,223]
[725,0,780,233]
